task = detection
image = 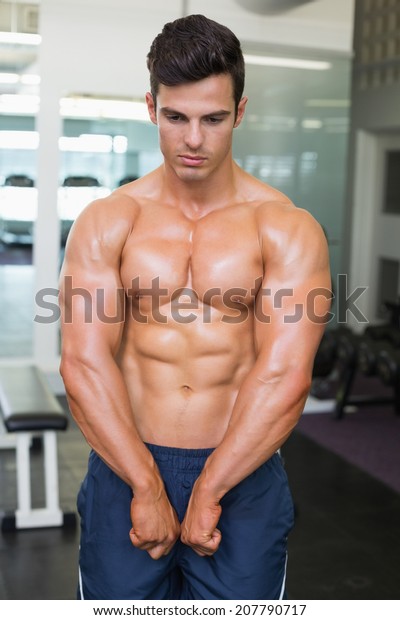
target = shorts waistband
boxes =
[145,442,214,473]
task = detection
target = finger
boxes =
[153,541,176,557]
[130,535,166,558]
[129,529,157,550]
[192,548,207,557]
[130,530,178,558]
[147,544,172,560]
[185,529,222,556]
[129,529,141,547]
[191,543,218,557]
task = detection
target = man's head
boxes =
[147,14,245,117]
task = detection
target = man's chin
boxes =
[176,168,209,182]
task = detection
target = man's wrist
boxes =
[130,461,165,499]
[193,466,228,503]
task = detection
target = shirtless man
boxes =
[59,14,331,600]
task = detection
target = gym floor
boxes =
[1,398,399,601]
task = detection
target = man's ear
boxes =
[234,96,248,128]
[146,92,157,125]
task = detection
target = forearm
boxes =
[197,367,310,500]
[60,354,161,496]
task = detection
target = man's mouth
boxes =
[179,155,207,166]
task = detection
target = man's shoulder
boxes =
[64,187,143,263]
[253,190,320,237]
[245,181,326,258]
[75,184,143,231]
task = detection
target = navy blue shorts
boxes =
[77,444,295,600]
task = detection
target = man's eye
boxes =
[207,117,223,124]
[167,115,182,122]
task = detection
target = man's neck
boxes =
[160,160,243,219]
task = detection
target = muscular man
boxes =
[59,14,331,600]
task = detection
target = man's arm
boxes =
[181,204,332,556]
[59,197,180,559]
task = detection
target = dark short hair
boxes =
[147,14,245,114]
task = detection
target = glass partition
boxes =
[0,32,40,357]
[235,52,351,291]
[58,115,160,249]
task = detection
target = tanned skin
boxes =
[59,74,331,560]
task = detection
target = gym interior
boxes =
[0,0,400,601]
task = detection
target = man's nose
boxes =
[184,121,203,151]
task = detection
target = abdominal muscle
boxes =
[118,309,256,449]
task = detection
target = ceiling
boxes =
[0,0,355,96]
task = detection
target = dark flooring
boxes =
[1,401,399,601]
[284,432,400,599]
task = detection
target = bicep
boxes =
[59,218,126,359]
[254,220,331,378]
[60,265,125,358]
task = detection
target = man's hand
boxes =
[129,490,181,560]
[181,480,222,556]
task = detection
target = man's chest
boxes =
[120,205,264,307]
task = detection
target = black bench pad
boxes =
[0,366,67,432]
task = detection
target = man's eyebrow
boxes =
[159,107,185,116]
[160,107,232,118]
[204,110,232,117]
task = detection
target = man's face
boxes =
[146,74,247,183]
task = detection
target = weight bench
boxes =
[0,365,76,530]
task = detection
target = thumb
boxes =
[209,528,222,549]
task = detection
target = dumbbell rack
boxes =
[334,326,400,419]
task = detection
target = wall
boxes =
[345,0,400,328]
[38,0,354,102]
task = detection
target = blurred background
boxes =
[0,0,400,601]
